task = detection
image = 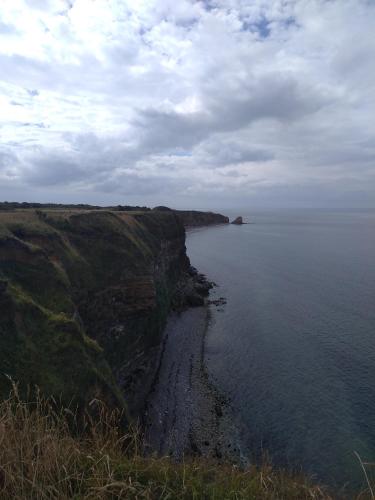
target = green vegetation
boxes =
[0,386,332,499]
[0,209,185,411]
[0,202,151,211]
[0,281,123,411]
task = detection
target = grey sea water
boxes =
[186,210,375,489]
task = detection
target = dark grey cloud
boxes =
[134,71,327,159]
[98,172,190,196]
[23,155,85,186]
[0,149,19,170]
[198,140,274,166]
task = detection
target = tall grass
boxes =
[0,385,332,499]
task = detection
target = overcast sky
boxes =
[0,0,374,209]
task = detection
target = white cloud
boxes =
[0,0,374,207]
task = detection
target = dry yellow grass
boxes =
[0,383,338,500]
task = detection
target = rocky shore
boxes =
[143,288,244,463]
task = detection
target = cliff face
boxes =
[0,209,190,414]
[153,207,229,226]
[177,210,229,227]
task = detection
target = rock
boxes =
[208,297,227,307]
[187,293,205,307]
[172,267,215,310]
[194,282,211,296]
[196,274,207,284]
[188,265,198,276]
[231,216,243,225]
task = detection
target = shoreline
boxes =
[142,303,245,463]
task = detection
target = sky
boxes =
[0,0,374,210]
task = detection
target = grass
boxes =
[0,385,334,500]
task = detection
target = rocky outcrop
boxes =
[172,266,214,309]
[231,216,244,225]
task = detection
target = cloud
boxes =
[0,20,18,35]
[196,139,274,166]
[26,89,39,97]
[0,148,19,171]
[23,154,84,186]
[0,0,374,207]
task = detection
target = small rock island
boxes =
[231,216,244,225]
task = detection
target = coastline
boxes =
[142,303,245,463]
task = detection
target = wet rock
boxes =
[172,268,215,310]
[187,293,205,307]
[188,265,198,276]
[194,282,211,297]
[208,297,227,307]
[196,273,208,284]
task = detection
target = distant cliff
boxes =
[153,207,229,226]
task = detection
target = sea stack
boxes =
[231,216,244,225]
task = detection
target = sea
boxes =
[186,209,375,490]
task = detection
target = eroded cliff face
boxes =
[0,209,190,414]
[176,210,229,226]
[153,207,229,227]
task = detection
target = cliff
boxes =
[0,209,197,414]
[153,207,229,226]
